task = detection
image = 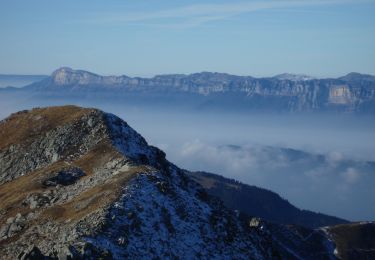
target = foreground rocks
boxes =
[0,106,277,259]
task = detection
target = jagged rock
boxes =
[0,213,26,240]
[8,223,23,236]
[26,193,52,209]
[15,213,25,223]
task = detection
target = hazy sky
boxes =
[1,0,375,77]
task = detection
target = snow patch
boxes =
[85,167,267,259]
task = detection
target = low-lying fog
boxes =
[1,94,374,221]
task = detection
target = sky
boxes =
[0,0,375,77]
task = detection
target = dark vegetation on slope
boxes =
[189,171,348,229]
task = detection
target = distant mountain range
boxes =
[2,67,375,113]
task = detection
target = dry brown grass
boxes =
[0,161,69,224]
[0,105,155,249]
[0,105,97,221]
[0,139,150,238]
[43,166,142,222]
[0,141,116,220]
[0,105,95,150]
[73,141,120,176]
[42,162,151,223]
[0,163,148,248]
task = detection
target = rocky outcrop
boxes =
[0,106,280,259]
[0,106,165,186]
[51,67,131,87]
[0,108,107,185]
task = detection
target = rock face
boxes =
[23,67,375,113]
[0,106,280,259]
[51,67,130,87]
[0,108,107,185]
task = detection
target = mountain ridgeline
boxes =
[189,171,348,229]
[0,106,373,259]
[1,106,277,259]
[18,67,375,113]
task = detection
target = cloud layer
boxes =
[174,140,375,221]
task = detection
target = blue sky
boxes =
[0,0,374,77]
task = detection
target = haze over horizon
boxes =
[1,0,375,77]
[1,66,375,79]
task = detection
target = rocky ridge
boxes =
[0,106,279,259]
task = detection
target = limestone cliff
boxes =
[22,68,375,113]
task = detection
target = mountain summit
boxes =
[0,106,280,259]
[50,67,121,86]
